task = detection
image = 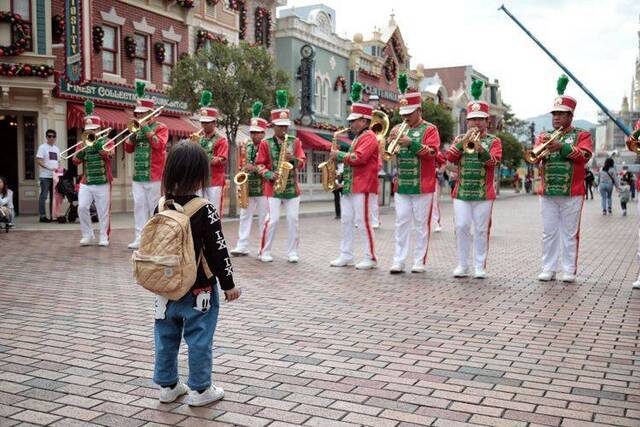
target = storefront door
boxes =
[0,114,19,213]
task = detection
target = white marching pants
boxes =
[236,196,268,251]
[431,184,441,227]
[340,193,376,261]
[260,196,300,257]
[453,199,493,269]
[369,193,380,227]
[78,183,110,241]
[393,193,434,266]
[540,196,584,274]
[203,186,224,215]
[132,181,161,241]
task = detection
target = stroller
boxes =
[55,170,98,223]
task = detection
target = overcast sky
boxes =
[279,0,639,123]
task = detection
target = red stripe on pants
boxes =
[363,193,376,261]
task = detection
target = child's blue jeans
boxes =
[153,285,219,391]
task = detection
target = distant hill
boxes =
[525,114,595,132]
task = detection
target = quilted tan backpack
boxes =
[132,197,210,301]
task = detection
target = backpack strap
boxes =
[158,196,166,212]
[183,197,210,218]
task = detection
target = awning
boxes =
[67,103,198,138]
[296,128,352,151]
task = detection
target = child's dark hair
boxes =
[162,140,210,196]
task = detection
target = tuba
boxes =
[524,127,564,164]
[370,110,390,144]
[273,134,293,194]
[234,140,250,209]
[319,128,349,192]
[626,128,640,154]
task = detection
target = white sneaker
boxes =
[372,224,380,229]
[561,273,576,283]
[159,382,188,403]
[79,236,94,246]
[127,239,140,249]
[452,265,469,278]
[330,256,355,267]
[355,259,377,270]
[632,280,640,289]
[98,238,109,247]
[259,253,273,263]
[230,247,249,256]
[433,225,442,233]
[288,255,299,263]
[411,263,426,273]
[389,263,405,274]
[473,267,487,279]
[538,271,556,282]
[187,385,224,407]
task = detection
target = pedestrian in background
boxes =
[619,177,631,216]
[36,130,61,222]
[584,167,594,200]
[598,158,618,215]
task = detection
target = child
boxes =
[0,176,14,225]
[153,140,241,407]
[619,178,631,216]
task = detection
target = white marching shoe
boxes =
[411,263,426,273]
[538,271,556,282]
[79,236,94,246]
[561,273,576,283]
[355,259,377,270]
[187,385,224,407]
[230,247,249,256]
[452,265,470,278]
[632,279,640,289]
[128,239,140,249]
[98,238,109,247]
[330,256,355,267]
[473,267,487,279]
[159,382,188,403]
[433,225,442,233]
[259,253,273,263]
[288,255,300,263]
[389,263,405,274]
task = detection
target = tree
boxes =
[388,100,455,147]
[168,42,290,216]
[496,130,524,170]
[502,103,531,144]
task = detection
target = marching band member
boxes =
[256,90,306,263]
[629,119,640,289]
[73,101,112,247]
[329,82,380,270]
[230,101,269,256]
[197,90,228,214]
[446,80,502,279]
[125,82,168,249]
[534,75,593,283]
[388,73,441,274]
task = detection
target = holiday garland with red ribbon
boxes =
[383,56,397,82]
[92,26,104,53]
[154,43,166,63]
[196,30,228,49]
[0,12,32,56]
[124,36,136,59]
[229,0,247,40]
[0,62,54,78]
[334,76,347,93]
[255,7,272,47]
[52,15,64,44]
[176,0,195,8]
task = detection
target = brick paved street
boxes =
[1,195,639,427]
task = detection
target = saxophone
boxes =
[319,128,349,192]
[234,140,250,209]
[273,134,293,194]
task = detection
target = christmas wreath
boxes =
[124,36,136,59]
[0,12,32,56]
[176,0,195,8]
[255,7,272,47]
[52,15,65,44]
[92,26,104,53]
[196,30,228,49]
[334,76,347,93]
[154,42,166,63]
[0,63,54,78]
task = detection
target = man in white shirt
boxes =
[36,130,61,222]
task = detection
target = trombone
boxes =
[383,120,408,161]
[60,128,112,160]
[104,106,165,152]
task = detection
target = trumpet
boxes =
[234,140,250,209]
[105,106,165,152]
[190,129,204,144]
[383,120,408,161]
[461,128,481,154]
[318,128,349,192]
[524,127,564,164]
[60,127,112,160]
[626,128,640,154]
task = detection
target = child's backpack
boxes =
[132,197,210,300]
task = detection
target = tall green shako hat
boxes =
[134,81,155,113]
[271,90,291,126]
[198,90,218,123]
[466,79,489,119]
[397,73,420,115]
[551,75,576,113]
[83,100,102,130]
[346,82,373,121]
[249,101,268,132]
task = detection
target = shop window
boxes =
[12,0,32,52]
[321,79,329,115]
[134,33,148,80]
[23,115,36,180]
[162,42,175,85]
